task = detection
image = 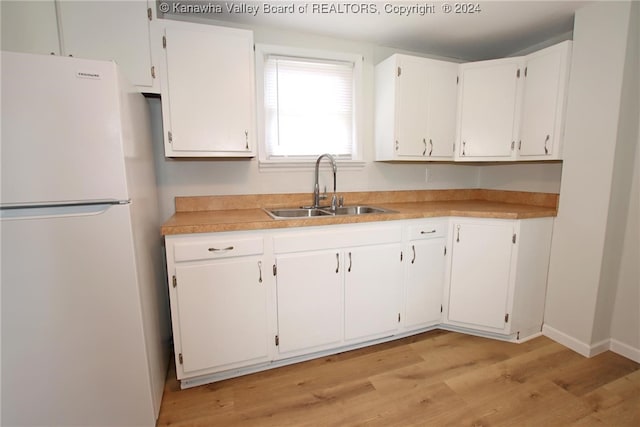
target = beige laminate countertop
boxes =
[161,189,558,236]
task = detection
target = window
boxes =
[256,45,363,167]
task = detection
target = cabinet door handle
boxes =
[336,253,339,273]
[208,246,234,252]
[411,245,416,264]
[258,261,263,283]
[429,139,433,156]
[422,139,427,156]
[348,252,352,272]
[456,225,461,243]
[462,141,466,156]
[544,134,550,155]
[245,130,249,150]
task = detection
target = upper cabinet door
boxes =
[425,61,458,158]
[159,22,256,157]
[56,0,156,91]
[457,58,523,160]
[0,0,60,55]
[396,56,429,157]
[518,41,572,159]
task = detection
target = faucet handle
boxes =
[331,194,338,211]
[338,195,344,207]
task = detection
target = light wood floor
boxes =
[156,330,640,426]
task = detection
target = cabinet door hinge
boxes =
[147,7,152,21]
[511,141,515,150]
[151,65,156,79]
[505,313,510,323]
[272,264,277,276]
[395,140,399,151]
[178,353,183,364]
[162,35,167,49]
[275,335,279,346]
[512,233,517,244]
[397,66,402,77]
[172,275,177,288]
[168,131,173,144]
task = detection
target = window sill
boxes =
[258,159,366,173]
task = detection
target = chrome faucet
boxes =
[313,153,338,210]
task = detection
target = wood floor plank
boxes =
[156,331,640,427]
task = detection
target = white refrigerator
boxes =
[0,51,170,426]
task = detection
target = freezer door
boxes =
[0,52,129,205]
[0,204,156,426]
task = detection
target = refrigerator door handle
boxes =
[0,199,130,220]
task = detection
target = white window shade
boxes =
[263,56,355,159]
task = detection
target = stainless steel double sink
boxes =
[264,205,395,219]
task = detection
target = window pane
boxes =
[264,56,354,159]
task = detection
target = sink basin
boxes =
[265,205,394,219]
[264,208,332,219]
[331,206,391,215]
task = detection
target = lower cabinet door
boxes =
[174,258,269,374]
[404,238,445,329]
[275,250,343,356]
[447,220,514,331]
[344,244,403,341]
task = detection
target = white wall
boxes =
[149,23,483,221]
[543,1,639,359]
[609,125,639,359]
[476,163,563,193]
[608,2,640,360]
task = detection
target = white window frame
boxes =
[255,44,365,170]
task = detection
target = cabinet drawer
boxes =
[173,237,263,262]
[408,221,447,240]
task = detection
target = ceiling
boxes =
[162,1,591,61]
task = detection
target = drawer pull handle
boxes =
[208,246,234,252]
[420,230,436,234]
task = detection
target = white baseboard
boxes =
[543,325,640,362]
[542,324,592,356]
[610,339,640,363]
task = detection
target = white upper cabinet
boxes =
[517,41,572,160]
[57,0,156,91]
[375,54,458,161]
[456,57,523,160]
[0,0,157,93]
[1,0,60,55]
[156,21,256,157]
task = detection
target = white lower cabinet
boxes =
[403,221,448,331]
[272,224,403,358]
[274,250,343,357]
[166,234,270,380]
[443,217,553,339]
[344,244,403,342]
[165,216,553,387]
